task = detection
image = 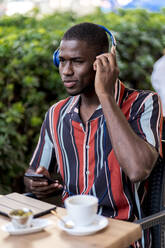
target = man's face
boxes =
[59,39,97,96]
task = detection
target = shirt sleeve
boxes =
[151,58,165,116]
[29,111,57,172]
[129,92,162,152]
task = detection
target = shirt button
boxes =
[86,170,90,175]
[86,145,90,149]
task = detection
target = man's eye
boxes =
[74,60,83,63]
[59,58,65,62]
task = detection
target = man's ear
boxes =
[93,60,97,71]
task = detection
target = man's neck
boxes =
[79,93,100,125]
[80,92,100,107]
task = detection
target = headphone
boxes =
[53,25,117,68]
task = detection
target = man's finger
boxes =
[110,46,117,66]
[31,180,48,187]
[36,166,45,174]
[111,45,116,55]
[36,166,50,178]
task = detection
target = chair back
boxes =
[143,140,165,248]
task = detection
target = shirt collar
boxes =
[67,79,122,115]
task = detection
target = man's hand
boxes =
[24,167,63,199]
[93,46,119,97]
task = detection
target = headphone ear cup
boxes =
[53,48,60,68]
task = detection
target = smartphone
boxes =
[24,173,55,185]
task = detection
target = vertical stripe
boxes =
[156,94,163,155]
[117,81,125,106]
[140,95,155,146]
[121,91,139,120]
[52,98,71,180]
[39,130,53,170]
[29,122,46,169]
[83,122,90,193]
[69,119,79,194]
[108,150,130,220]
[85,120,99,194]
[72,120,86,193]
[29,120,46,168]
[104,160,117,217]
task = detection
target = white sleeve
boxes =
[151,57,165,116]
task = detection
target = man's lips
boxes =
[63,81,77,88]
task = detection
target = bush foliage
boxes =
[0,8,165,193]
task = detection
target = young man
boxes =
[24,22,162,247]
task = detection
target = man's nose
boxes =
[62,62,74,75]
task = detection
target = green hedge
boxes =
[0,8,165,193]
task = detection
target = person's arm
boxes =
[93,47,160,183]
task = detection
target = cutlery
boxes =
[51,210,74,229]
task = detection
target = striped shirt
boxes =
[30,80,162,246]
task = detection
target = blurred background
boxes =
[0,0,165,194]
[0,0,165,16]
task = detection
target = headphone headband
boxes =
[98,24,117,47]
[53,25,116,68]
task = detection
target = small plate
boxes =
[58,214,108,236]
[2,218,52,235]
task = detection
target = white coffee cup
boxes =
[64,194,98,227]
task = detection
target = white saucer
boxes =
[58,215,108,236]
[2,218,52,235]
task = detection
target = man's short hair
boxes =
[62,22,109,55]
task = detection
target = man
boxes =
[24,22,162,247]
